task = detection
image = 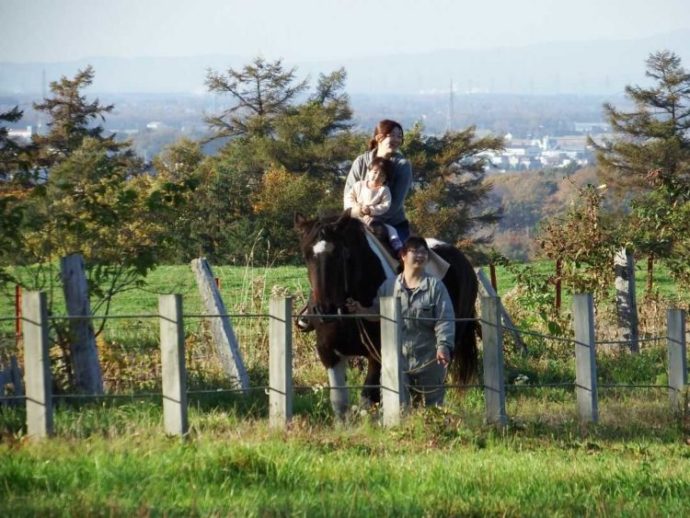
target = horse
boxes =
[294,211,479,417]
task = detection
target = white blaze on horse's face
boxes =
[312,239,335,257]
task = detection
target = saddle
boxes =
[363,226,450,280]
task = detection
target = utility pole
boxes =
[447,79,454,133]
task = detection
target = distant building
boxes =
[8,126,32,142]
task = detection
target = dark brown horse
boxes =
[294,212,478,416]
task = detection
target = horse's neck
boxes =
[363,230,397,279]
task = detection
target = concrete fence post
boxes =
[573,293,598,423]
[159,294,188,437]
[191,258,249,391]
[269,296,293,428]
[22,291,53,439]
[480,296,507,426]
[667,309,687,413]
[380,296,406,427]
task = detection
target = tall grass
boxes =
[1,396,688,516]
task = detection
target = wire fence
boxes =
[1,293,687,438]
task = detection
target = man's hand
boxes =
[436,347,450,367]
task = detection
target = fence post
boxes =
[481,296,507,426]
[60,253,104,394]
[269,296,293,428]
[159,294,188,437]
[572,293,598,423]
[614,247,639,353]
[667,309,687,413]
[191,258,249,391]
[22,291,53,439]
[380,296,406,427]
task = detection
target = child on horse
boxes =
[344,156,403,254]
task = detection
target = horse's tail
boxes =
[434,243,480,384]
[451,305,479,384]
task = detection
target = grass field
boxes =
[1,390,689,516]
[1,261,688,516]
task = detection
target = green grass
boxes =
[1,393,689,517]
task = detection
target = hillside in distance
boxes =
[485,167,600,261]
[1,29,689,95]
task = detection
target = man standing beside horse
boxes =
[346,236,455,406]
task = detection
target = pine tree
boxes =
[590,50,690,285]
[402,123,504,249]
[205,57,308,140]
[33,66,125,168]
[591,50,690,200]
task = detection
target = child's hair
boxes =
[368,157,394,184]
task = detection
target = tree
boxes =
[11,68,190,391]
[205,57,308,141]
[0,107,29,284]
[590,50,690,285]
[196,58,360,262]
[32,66,124,168]
[538,183,619,297]
[402,123,504,249]
[592,50,690,198]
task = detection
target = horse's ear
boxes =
[294,212,308,233]
[335,209,351,228]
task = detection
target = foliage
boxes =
[174,57,361,263]
[538,183,619,296]
[402,123,504,247]
[3,67,194,390]
[32,66,124,167]
[591,50,690,283]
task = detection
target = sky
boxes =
[2,0,690,63]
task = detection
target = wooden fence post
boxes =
[573,293,598,423]
[191,258,249,391]
[614,247,639,353]
[22,291,53,439]
[380,296,406,427]
[667,309,687,413]
[481,296,507,426]
[159,294,188,437]
[60,254,104,394]
[269,296,293,428]
[476,268,527,355]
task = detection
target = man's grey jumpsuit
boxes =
[377,272,455,406]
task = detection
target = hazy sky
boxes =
[2,0,690,63]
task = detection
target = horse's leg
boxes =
[327,357,349,419]
[360,356,382,408]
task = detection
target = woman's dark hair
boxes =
[401,236,429,254]
[368,119,404,151]
[369,157,393,184]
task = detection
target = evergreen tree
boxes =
[590,50,690,284]
[402,123,504,249]
[205,57,308,140]
[197,57,359,262]
[32,65,127,171]
[591,50,690,199]
[0,106,30,180]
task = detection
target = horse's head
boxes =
[294,211,376,318]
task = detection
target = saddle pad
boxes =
[362,229,451,280]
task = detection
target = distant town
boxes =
[5,91,616,172]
